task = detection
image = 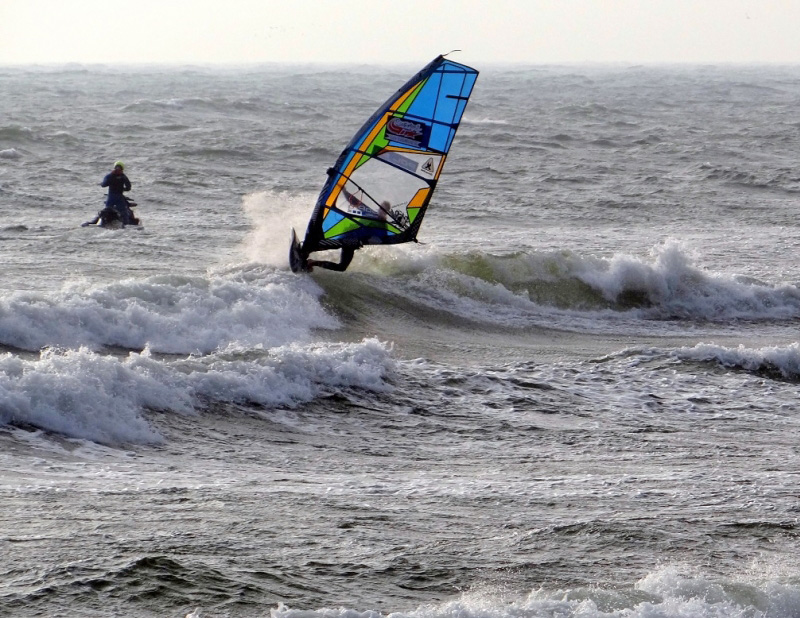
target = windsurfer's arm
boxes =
[123,175,131,192]
[100,174,110,187]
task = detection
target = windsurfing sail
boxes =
[291,54,479,272]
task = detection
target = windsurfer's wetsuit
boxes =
[307,246,356,272]
[100,170,132,223]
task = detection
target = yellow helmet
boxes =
[114,161,125,170]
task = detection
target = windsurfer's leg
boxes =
[306,259,340,271]
[339,247,355,270]
[307,247,356,272]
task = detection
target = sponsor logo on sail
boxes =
[386,116,429,147]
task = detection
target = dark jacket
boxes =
[101,171,131,195]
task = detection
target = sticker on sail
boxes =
[380,151,418,174]
[386,116,430,148]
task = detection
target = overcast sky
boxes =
[1,0,798,66]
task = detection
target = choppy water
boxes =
[2,62,800,617]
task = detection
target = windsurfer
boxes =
[342,186,390,222]
[288,56,478,274]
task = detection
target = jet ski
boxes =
[82,196,141,229]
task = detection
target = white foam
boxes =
[240,190,319,267]
[0,266,336,353]
[175,337,394,407]
[675,342,800,379]
[0,338,394,445]
[269,566,800,618]
[575,241,800,321]
[0,348,168,445]
[0,259,404,444]
[362,242,800,335]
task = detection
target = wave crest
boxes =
[676,342,800,381]
[409,241,800,323]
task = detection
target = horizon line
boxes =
[3,59,800,69]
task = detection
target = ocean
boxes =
[2,60,800,617]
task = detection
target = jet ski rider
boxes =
[100,161,132,224]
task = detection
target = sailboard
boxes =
[290,54,479,272]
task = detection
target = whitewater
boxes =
[2,62,800,617]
